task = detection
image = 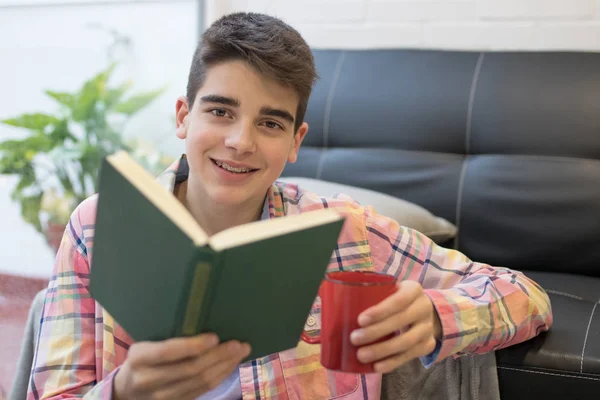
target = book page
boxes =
[209,209,342,251]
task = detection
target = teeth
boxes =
[215,160,252,173]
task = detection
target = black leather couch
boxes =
[282,49,600,399]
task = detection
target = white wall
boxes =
[209,0,600,51]
[0,0,196,277]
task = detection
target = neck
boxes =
[179,181,265,236]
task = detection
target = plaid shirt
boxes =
[28,158,552,400]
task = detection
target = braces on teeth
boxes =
[215,160,252,173]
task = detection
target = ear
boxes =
[175,96,190,140]
[287,122,308,163]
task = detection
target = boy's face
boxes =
[175,60,308,209]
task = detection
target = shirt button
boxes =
[306,316,316,327]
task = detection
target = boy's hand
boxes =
[349,280,441,373]
[113,334,251,400]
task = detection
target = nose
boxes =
[224,122,256,155]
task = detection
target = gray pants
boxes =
[381,352,500,400]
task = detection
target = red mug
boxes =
[318,270,398,373]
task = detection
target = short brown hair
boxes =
[186,12,317,132]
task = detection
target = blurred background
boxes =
[2,0,600,279]
[1,0,600,396]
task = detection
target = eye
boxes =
[263,120,284,130]
[210,108,230,118]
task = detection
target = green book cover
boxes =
[90,151,344,360]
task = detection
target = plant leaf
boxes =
[0,153,28,174]
[79,144,104,183]
[113,87,166,116]
[71,63,117,122]
[0,134,53,154]
[0,138,28,152]
[12,168,37,195]
[45,91,75,109]
[71,80,102,122]
[105,80,133,110]
[18,193,44,233]
[1,113,59,130]
[47,119,75,143]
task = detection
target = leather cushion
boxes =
[496,271,600,376]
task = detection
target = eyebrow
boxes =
[199,95,240,107]
[259,106,295,125]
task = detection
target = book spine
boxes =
[174,247,215,337]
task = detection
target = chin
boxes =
[207,186,256,206]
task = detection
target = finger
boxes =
[351,294,432,346]
[129,334,219,366]
[151,343,251,400]
[356,321,434,364]
[132,341,250,390]
[180,347,251,400]
[357,281,421,327]
[373,337,438,374]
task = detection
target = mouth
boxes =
[211,158,259,174]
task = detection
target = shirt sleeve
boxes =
[27,198,117,400]
[365,206,553,364]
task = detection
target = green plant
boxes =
[0,63,171,233]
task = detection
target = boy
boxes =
[28,12,552,400]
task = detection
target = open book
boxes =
[89,151,344,360]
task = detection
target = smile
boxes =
[211,159,258,174]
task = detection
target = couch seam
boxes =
[452,158,469,250]
[315,51,346,180]
[498,366,600,382]
[545,289,584,301]
[465,52,484,155]
[453,52,483,250]
[581,301,599,373]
